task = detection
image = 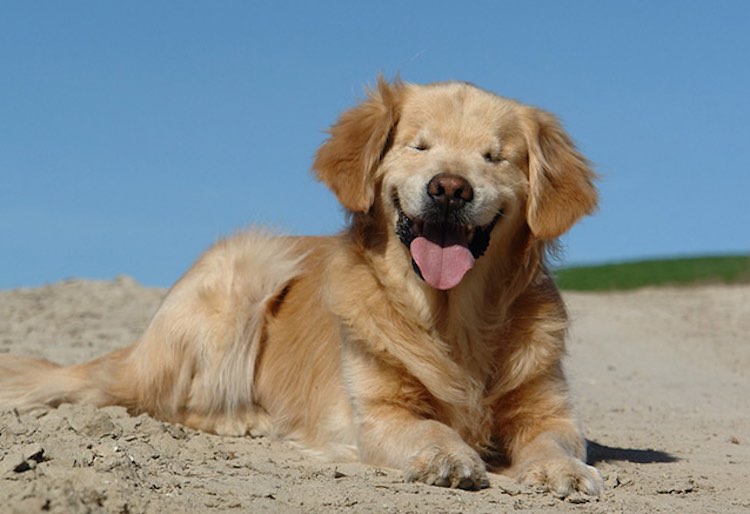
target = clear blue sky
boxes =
[2,1,749,288]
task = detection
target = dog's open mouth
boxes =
[396,206,502,290]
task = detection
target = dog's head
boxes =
[314,78,597,290]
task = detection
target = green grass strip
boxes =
[555,255,750,291]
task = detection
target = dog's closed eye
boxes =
[410,141,431,152]
[482,151,505,164]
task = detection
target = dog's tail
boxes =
[0,231,306,435]
[0,346,134,411]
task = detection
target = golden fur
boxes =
[0,79,602,496]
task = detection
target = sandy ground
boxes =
[1,276,749,513]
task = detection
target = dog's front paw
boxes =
[516,457,603,497]
[404,443,488,490]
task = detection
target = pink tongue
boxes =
[410,236,475,290]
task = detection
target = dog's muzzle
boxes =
[395,174,502,290]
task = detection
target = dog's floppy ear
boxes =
[521,108,598,240]
[314,77,402,213]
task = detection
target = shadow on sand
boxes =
[586,440,678,465]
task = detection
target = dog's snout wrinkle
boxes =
[427,173,474,211]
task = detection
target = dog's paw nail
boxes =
[518,458,604,498]
[405,444,487,490]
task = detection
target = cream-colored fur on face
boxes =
[0,79,602,497]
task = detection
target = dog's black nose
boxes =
[427,173,474,210]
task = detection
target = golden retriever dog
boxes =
[0,78,602,496]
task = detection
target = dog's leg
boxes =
[341,343,488,490]
[495,376,604,497]
[120,232,305,435]
[380,413,488,490]
[0,232,303,438]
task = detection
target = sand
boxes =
[1,276,749,513]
